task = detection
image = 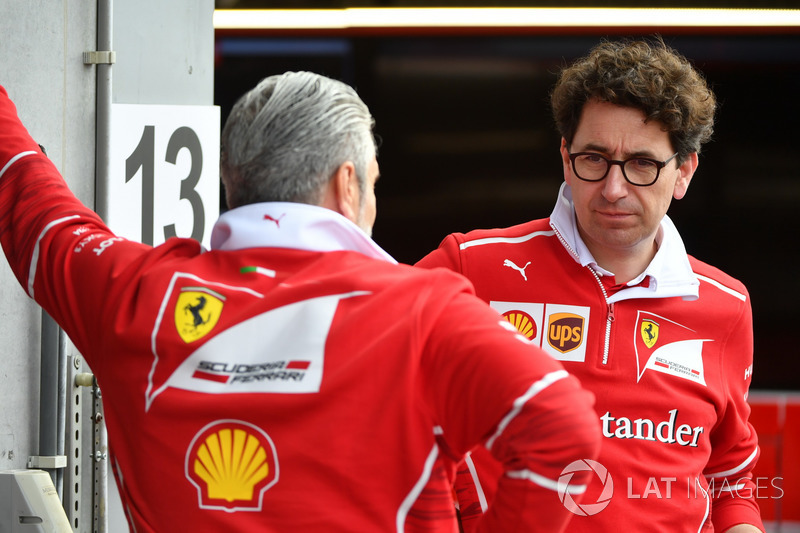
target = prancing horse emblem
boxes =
[641,319,659,349]
[503,259,531,281]
[185,296,208,328]
[175,289,225,343]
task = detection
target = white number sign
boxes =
[106,104,220,249]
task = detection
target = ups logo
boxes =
[547,313,584,353]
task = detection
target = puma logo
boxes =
[503,259,531,281]
[264,213,286,228]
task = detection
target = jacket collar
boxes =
[210,202,397,264]
[550,183,699,302]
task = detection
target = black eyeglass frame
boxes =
[567,151,679,187]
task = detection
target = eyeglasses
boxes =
[568,151,679,187]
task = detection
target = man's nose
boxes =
[601,163,629,201]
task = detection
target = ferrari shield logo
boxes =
[175,288,225,343]
[641,319,659,349]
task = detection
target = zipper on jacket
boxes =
[587,267,614,365]
[551,225,615,366]
[604,302,615,365]
[550,224,580,260]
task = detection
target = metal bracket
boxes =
[92,379,109,533]
[63,354,86,532]
[27,456,67,469]
[82,51,116,65]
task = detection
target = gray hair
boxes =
[220,71,376,209]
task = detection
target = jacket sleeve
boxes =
[0,86,115,353]
[421,278,601,532]
[704,288,764,532]
[0,84,203,370]
[416,236,491,531]
[415,233,465,271]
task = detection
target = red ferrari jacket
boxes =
[0,85,600,532]
[417,183,764,532]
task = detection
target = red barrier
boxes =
[748,391,800,530]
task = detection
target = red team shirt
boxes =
[417,183,765,532]
[0,86,600,532]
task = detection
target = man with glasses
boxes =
[417,37,763,532]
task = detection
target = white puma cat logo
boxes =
[503,259,531,281]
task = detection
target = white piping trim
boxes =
[507,468,586,494]
[714,482,746,494]
[485,369,568,450]
[463,452,489,513]
[0,150,37,180]
[695,478,710,533]
[28,215,80,297]
[396,441,439,533]
[705,448,759,479]
[459,230,554,250]
[695,273,746,302]
[113,456,139,533]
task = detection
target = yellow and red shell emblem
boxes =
[502,310,537,340]
[186,420,279,511]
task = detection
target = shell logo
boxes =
[502,310,537,340]
[186,420,279,512]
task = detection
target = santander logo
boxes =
[600,409,704,448]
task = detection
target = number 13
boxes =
[125,125,205,246]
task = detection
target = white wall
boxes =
[0,0,214,530]
[0,0,98,470]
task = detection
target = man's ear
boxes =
[673,152,698,200]
[324,161,360,222]
[559,138,573,185]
